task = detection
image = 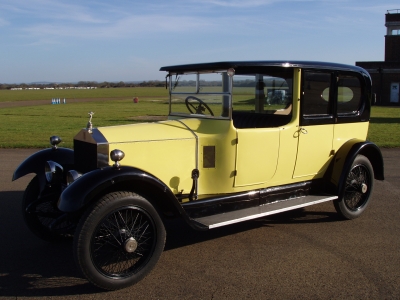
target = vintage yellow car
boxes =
[13,61,384,290]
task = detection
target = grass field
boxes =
[0,88,399,148]
[368,106,400,148]
[0,99,170,148]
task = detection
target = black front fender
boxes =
[58,166,182,215]
[12,148,74,182]
[13,148,74,193]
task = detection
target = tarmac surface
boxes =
[0,148,399,299]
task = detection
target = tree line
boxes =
[0,80,165,90]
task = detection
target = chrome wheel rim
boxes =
[90,206,156,278]
[344,164,372,211]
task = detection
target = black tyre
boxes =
[22,176,73,241]
[73,191,166,290]
[334,155,374,219]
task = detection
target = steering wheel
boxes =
[185,96,214,116]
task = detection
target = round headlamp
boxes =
[50,136,62,149]
[45,160,64,183]
[66,170,82,186]
[110,149,125,168]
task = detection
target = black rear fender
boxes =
[58,166,185,219]
[325,140,384,196]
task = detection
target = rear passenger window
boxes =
[337,74,362,115]
[302,71,332,116]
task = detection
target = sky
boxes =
[0,0,398,83]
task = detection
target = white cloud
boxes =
[342,4,398,13]
[0,0,106,24]
[21,14,218,39]
[193,0,276,7]
[189,0,342,8]
[0,0,391,82]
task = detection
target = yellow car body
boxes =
[13,61,385,290]
[92,66,370,199]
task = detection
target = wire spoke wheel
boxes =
[334,155,374,219]
[74,191,166,290]
[91,206,155,277]
[343,164,371,210]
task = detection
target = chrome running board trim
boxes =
[193,195,338,229]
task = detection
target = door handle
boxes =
[299,127,308,134]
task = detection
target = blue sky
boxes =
[0,0,397,83]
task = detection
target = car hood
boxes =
[97,120,195,144]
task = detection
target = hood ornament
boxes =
[86,111,94,133]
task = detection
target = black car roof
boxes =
[160,60,368,76]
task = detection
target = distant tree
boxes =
[99,81,110,88]
[0,80,174,90]
[139,80,164,87]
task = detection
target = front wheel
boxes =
[334,155,374,219]
[73,191,166,290]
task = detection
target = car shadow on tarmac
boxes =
[0,190,341,297]
[163,206,342,251]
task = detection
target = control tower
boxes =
[356,9,400,105]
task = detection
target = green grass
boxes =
[367,106,400,147]
[0,87,168,102]
[0,88,398,148]
[0,99,170,148]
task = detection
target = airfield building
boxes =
[356,9,400,105]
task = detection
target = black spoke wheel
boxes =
[22,176,73,241]
[74,191,166,290]
[334,155,374,219]
[185,96,214,116]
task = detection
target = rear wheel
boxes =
[334,155,374,219]
[73,191,166,290]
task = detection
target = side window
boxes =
[337,74,362,115]
[232,74,292,113]
[302,71,332,116]
[301,71,334,126]
[231,72,293,128]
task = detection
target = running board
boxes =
[192,195,338,229]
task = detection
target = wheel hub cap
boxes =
[361,183,368,194]
[124,237,138,253]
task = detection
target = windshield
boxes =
[167,68,293,119]
[168,71,231,119]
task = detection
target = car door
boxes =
[234,128,280,187]
[231,72,293,187]
[293,70,335,178]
